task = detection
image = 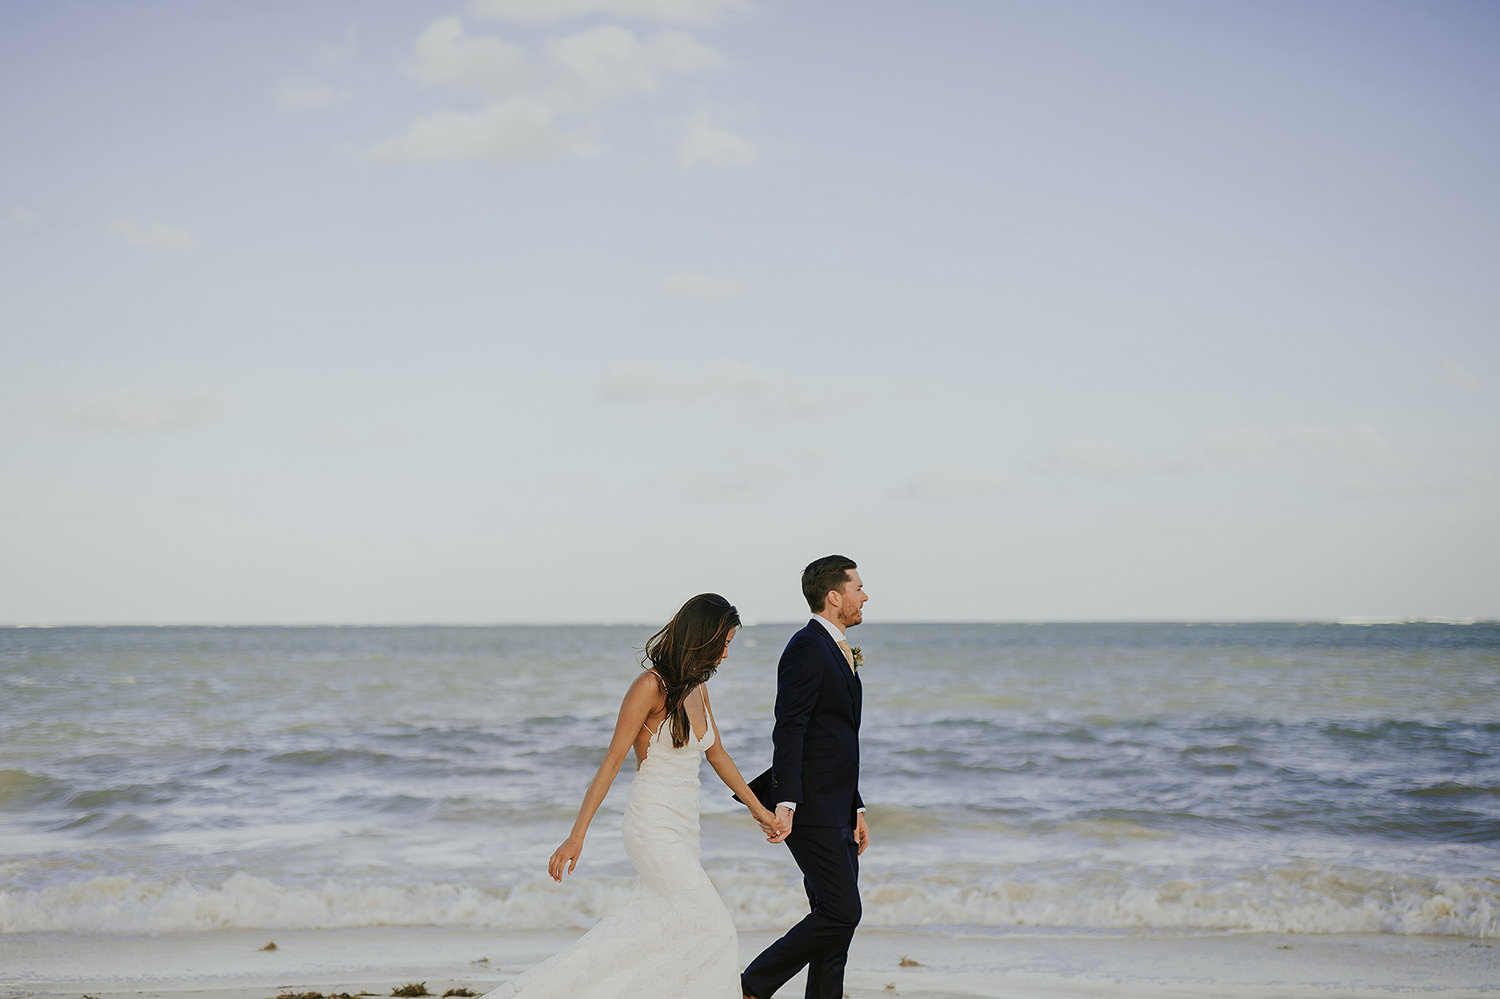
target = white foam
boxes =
[2,866,1494,938]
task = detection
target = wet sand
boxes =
[2,927,1494,998]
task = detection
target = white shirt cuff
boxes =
[777,801,796,811]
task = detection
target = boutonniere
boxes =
[850,647,863,671]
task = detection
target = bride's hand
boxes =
[549,835,584,881]
[754,807,787,844]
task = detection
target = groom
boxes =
[741,555,870,999]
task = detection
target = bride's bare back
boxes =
[634,669,712,766]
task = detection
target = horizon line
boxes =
[7,616,1494,629]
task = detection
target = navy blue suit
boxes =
[741,619,864,999]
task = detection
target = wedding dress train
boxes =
[483,708,739,998]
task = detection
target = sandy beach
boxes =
[3,927,1494,999]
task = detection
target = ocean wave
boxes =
[1402,780,1500,798]
[2,865,1493,938]
[0,769,55,808]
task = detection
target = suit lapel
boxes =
[850,650,861,732]
[814,621,860,701]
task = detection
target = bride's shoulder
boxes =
[621,670,667,718]
[632,667,668,695]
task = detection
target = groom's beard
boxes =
[839,606,862,629]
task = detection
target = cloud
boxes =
[274,28,358,113]
[1041,425,1396,482]
[370,98,587,164]
[306,429,409,449]
[315,26,360,68]
[70,393,226,432]
[1279,423,1391,467]
[374,17,730,165]
[406,16,532,98]
[1196,430,1278,464]
[470,0,751,25]
[1040,440,1146,479]
[894,462,1021,503]
[1439,360,1478,391]
[678,123,754,166]
[600,361,824,415]
[547,25,726,103]
[110,218,195,251]
[274,77,351,112]
[661,271,743,301]
[601,360,772,400]
[667,446,825,502]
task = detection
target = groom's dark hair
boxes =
[802,555,857,613]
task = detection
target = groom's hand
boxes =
[775,804,795,839]
[754,808,785,843]
[854,811,870,856]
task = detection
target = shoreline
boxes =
[3,927,1494,998]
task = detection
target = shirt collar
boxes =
[811,614,846,643]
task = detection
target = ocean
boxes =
[2,622,1496,942]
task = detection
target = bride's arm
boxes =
[548,672,661,880]
[701,686,787,844]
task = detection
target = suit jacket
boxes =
[742,618,864,828]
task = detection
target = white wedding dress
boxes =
[483,707,740,998]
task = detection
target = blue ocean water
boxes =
[1,623,1496,938]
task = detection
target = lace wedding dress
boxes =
[483,707,740,998]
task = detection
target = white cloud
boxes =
[1439,360,1478,391]
[370,98,587,164]
[470,0,750,25]
[274,29,358,113]
[406,16,532,98]
[602,360,771,400]
[1198,430,1278,464]
[1041,440,1146,479]
[667,446,824,503]
[678,123,754,166]
[894,462,1021,503]
[547,26,726,103]
[70,393,226,432]
[375,18,728,165]
[274,77,351,112]
[600,361,824,415]
[316,26,360,68]
[306,429,409,449]
[661,271,743,301]
[110,218,195,251]
[1078,425,1396,480]
[1280,423,1391,467]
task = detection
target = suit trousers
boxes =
[741,822,861,999]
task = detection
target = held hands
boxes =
[548,834,584,882]
[775,804,795,840]
[854,811,870,856]
[754,806,790,844]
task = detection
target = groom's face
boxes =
[833,570,867,629]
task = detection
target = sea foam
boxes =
[2,867,1493,938]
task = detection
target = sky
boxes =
[2,0,1497,625]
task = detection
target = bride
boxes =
[484,593,783,998]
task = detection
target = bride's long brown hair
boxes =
[642,593,741,748]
